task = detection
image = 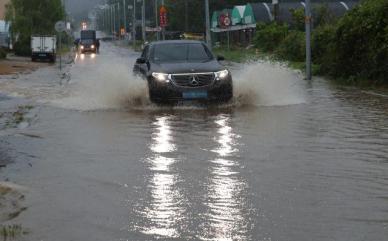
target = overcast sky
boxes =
[65,0,104,20]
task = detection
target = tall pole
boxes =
[111,5,114,37]
[162,0,166,40]
[105,8,108,33]
[142,0,146,41]
[205,0,211,49]
[161,0,165,40]
[305,0,312,80]
[117,3,120,38]
[155,0,159,40]
[132,0,136,49]
[123,0,127,34]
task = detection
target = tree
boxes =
[5,0,65,55]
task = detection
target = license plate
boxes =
[39,54,46,57]
[182,91,208,99]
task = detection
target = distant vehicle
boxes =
[31,35,56,62]
[80,30,96,40]
[133,40,233,103]
[79,30,97,54]
[79,39,97,53]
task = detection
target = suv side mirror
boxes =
[136,57,146,64]
[217,55,225,61]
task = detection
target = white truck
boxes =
[31,35,56,62]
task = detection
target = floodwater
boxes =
[0,42,388,241]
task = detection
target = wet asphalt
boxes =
[0,42,388,241]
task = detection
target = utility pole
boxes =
[117,2,120,38]
[132,0,136,49]
[155,0,159,40]
[305,0,312,80]
[111,5,114,37]
[142,0,146,42]
[205,0,211,49]
[162,0,165,40]
[123,0,127,34]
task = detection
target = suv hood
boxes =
[151,60,224,74]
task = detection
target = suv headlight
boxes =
[215,69,229,80]
[91,45,95,49]
[80,45,84,49]
[152,72,170,82]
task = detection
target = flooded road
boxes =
[1,42,388,241]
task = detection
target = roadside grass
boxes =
[214,45,324,77]
[213,46,263,63]
[3,105,34,129]
[288,61,322,76]
[0,224,27,240]
[57,45,72,55]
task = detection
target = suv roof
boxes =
[149,40,206,46]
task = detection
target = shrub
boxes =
[253,22,288,52]
[289,8,305,31]
[13,35,31,56]
[327,0,388,83]
[276,30,305,62]
[312,24,337,73]
[313,4,337,27]
[0,48,6,59]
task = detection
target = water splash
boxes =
[51,53,150,111]
[232,61,306,107]
[52,52,305,111]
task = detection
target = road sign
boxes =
[55,21,66,32]
[219,13,231,28]
[159,5,167,27]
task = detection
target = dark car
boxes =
[133,40,233,103]
[79,39,97,53]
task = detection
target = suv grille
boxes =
[171,73,215,87]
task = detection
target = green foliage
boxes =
[13,35,31,56]
[325,0,388,83]
[312,24,336,73]
[0,48,7,59]
[5,0,65,56]
[253,22,288,52]
[252,0,388,85]
[276,30,305,62]
[289,8,305,31]
[213,46,262,63]
[313,4,337,27]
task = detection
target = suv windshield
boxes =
[81,39,94,44]
[152,43,213,63]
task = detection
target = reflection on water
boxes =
[150,117,176,154]
[201,115,249,241]
[137,116,185,238]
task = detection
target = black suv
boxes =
[133,40,233,103]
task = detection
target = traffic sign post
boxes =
[159,5,167,40]
[55,21,66,72]
[305,0,312,80]
[219,13,231,51]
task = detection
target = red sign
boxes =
[159,5,168,27]
[219,13,231,28]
